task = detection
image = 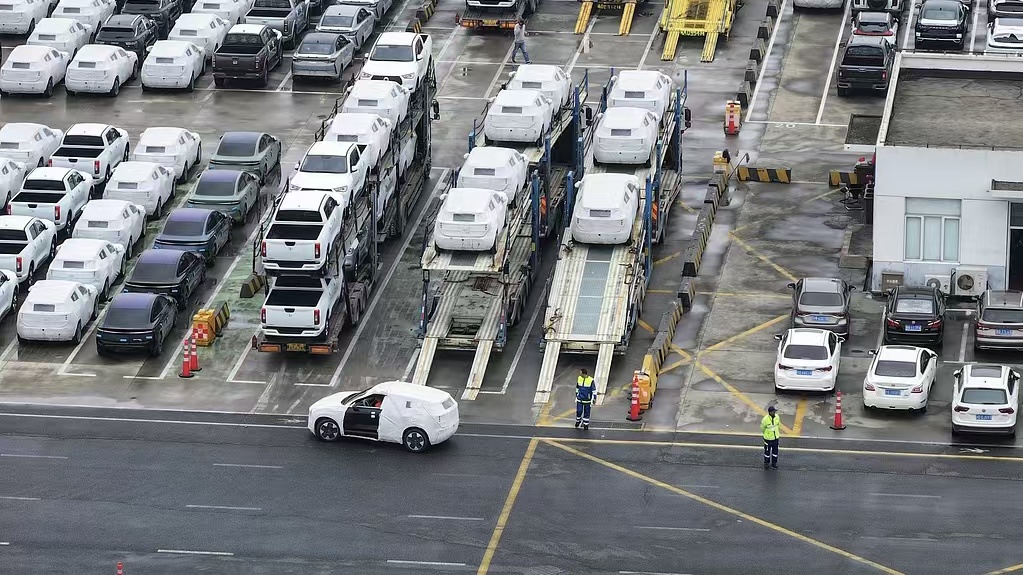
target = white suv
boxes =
[289,141,369,202]
[359,31,433,91]
[952,364,1021,436]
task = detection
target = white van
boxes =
[483,89,554,145]
[570,173,641,245]
[458,146,528,205]
[593,107,659,167]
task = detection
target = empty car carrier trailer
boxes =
[412,71,596,399]
[532,70,687,406]
[251,70,438,354]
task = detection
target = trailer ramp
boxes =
[659,0,734,62]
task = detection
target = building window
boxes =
[905,198,960,262]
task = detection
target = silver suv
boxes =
[975,290,1023,351]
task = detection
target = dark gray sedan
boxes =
[316,4,375,49]
[787,277,854,336]
[185,169,261,223]
[291,32,354,80]
[208,131,282,184]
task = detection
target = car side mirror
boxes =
[884,288,894,297]
[868,349,877,356]
[1013,371,1021,382]
[837,336,846,343]
[848,286,857,292]
[929,351,938,359]
[439,193,447,201]
[773,334,783,341]
[786,282,796,289]
[954,369,962,379]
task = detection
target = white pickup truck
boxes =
[0,215,57,284]
[260,275,343,340]
[359,31,433,92]
[261,191,345,274]
[289,141,370,201]
[48,123,130,187]
[9,167,92,235]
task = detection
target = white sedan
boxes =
[0,269,18,323]
[483,89,554,145]
[862,345,937,411]
[773,328,842,392]
[192,0,248,25]
[952,364,1021,436]
[0,158,30,208]
[141,40,206,92]
[323,113,391,166]
[27,18,90,59]
[432,187,508,252]
[0,45,70,98]
[169,13,231,61]
[104,161,176,219]
[506,64,572,113]
[65,44,137,96]
[0,0,50,35]
[47,237,125,299]
[72,199,146,258]
[17,279,98,344]
[51,0,115,38]
[308,381,459,452]
[0,123,63,169]
[133,127,203,183]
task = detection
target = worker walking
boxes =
[575,368,596,430]
[511,20,531,64]
[761,405,781,469]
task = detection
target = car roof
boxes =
[0,123,47,138]
[580,172,640,191]
[328,112,382,132]
[166,207,212,222]
[36,18,78,32]
[26,279,79,302]
[512,64,563,79]
[848,34,886,46]
[76,45,120,59]
[8,45,54,59]
[0,215,36,229]
[350,79,401,95]
[27,166,72,179]
[857,10,890,21]
[786,328,829,345]
[876,345,920,362]
[923,0,962,7]
[176,12,218,24]
[896,285,937,297]
[615,69,666,89]
[370,380,453,402]
[494,89,544,105]
[984,290,1023,308]
[444,188,499,212]
[220,131,262,145]
[279,191,329,210]
[963,364,1009,386]
[150,40,195,55]
[307,140,355,155]
[139,127,187,143]
[55,238,109,258]
[199,169,241,184]
[326,3,360,14]
[109,291,159,310]
[802,277,844,293]
[465,146,519,166]
[112,161,158,179]
[601,106,654,126]
[376,31,417,44]
[229,23,266,35]
[302,32,341,44]
[137,248,183,265]
[82,199,133,217]
[67,122,112,135]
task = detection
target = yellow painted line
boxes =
[807,188,838,203]
[676,200,697,213]
[536,397,554,427]
[654,251,681,266]
[729,233,798,282]
[670,344,693,361]
[477,438,539,575]
[648,289,675,294]
[658,357,689,375]
[695,362,795,436]
[791,399,809,437]
[543,439,906,575]
[699,291,791,300]
[985,563,1023,575]
[638,319,655,333]
[698,314,789,356]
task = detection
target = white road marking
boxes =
[860,536,938,542]
[386,560,468,567]
[0,496,41,501]
[484,295,544,395]
[566,17,597,75]
[636,22,660,70]
[634,526,710,532]
[286,397,301,413]
[970,2,980,52]
[0,454,67,460]
[124,375,162,380]
[875,308,885,350]
[329,169,449,387]
[815,0,852,125]
[64,372,97,377]
[0,411,305,429]
[745,0,789,122]
[901,0,918,49]
[0,340,17,363]
[294,382,332,387]
[484,43,517,99]
[213,463,283,469]
[231,379,267,385]
[275,71,292,92]
[401,348,421,380]
[226,344,253,383]
[746,120,848,128]
[157,549,234,556]
[186,504,262,511]
[430,472,486,477]
[958,322,969,363]
[406,514,485,521]
[0,542,9,545]
[870,493,941,499]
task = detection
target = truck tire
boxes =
[109,77,120,97]
[259,68,268,88]
[214,77,225,88]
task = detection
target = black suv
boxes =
[94,15,160,62]
[837,35,896,96]
[883,285,946,347]
[916,0,970,50]
[121,0,183,39]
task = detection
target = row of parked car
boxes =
[0,120,284,356]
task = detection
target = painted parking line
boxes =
[0,496,40,501]
[958,322,969,363]
[815,0,852,125]
[745,0,789,122]
[407,515,485,521]
[185,504,261,511]
[157,549,234,556]
[476,438,538,575]
[870,493,940,499]
[388,560,468,567]
[212,463,283,469]
[634,526,710,532]
[697,314,788,357]
[0,453,67,460]
[728,234,798,282]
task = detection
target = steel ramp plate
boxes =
[534,341,562,404]
[575,0,593,33]
[619,1,636,35]
[594,343,614,405]
[569,246,614,336]
[411,338,439,386]
[462,340,495,401]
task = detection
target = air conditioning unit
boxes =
[924,274,950,294]
[953,266,989,298]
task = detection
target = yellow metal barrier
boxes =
[575,1,593,33]
[619,0,637,35]
[192,303,231,347]
[660,0,737,62]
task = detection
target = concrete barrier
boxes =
[758,17,774,40]
[677,276,696,312]
[735,80,753,108]
[750,37,766,63]
[766,0,780,17]
[745,59,759,86]
[239,272,266,299]
[416,0,438,22]
[682,233,704,277]
[704,185,721,209]
[641,300,684,393]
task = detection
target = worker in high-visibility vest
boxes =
[575,368,597,430]
[761,405,781,469]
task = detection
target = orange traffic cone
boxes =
[189,329,201,372]
[626,376,643,422]
[830,390,846,430]
[179,339,193,379]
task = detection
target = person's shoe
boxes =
[574,421,580,428]
[511,59,518,64]
[526,60,532,64]
[772,463,779,469]
[583,424,589,430]
[763,461,770,469]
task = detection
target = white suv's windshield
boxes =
[371,44,413,62]
[300,154,349,173]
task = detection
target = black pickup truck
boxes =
[837,35,895,96]
[212,25,284,87]
[120,0,183,39]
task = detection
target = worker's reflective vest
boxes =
[761,414,781,441]
[576,376,596,404]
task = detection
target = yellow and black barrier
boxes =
[829,170,859,187]
[677,276,697,312]
[737,166,792,184]
[641,300,684,396]
[745,60,759,85]
[682,236,703,278]
[239,272,265,299]
[415,0,438,23]
[406,18,422,34]
[192,303,230,347]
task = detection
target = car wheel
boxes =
[96,343,108,357]
[109,77,120,97]
[101,280,109,301]
[65,87,76,96]
[402,428,430,452]
[43,77,53,98]
[195,144,202,167]
[315,417,341,441]
[187,74,195,92]
[9,288,17,315]
[49,239,56,260]
[214,77,225,88]
[259,68,268,88]
[72,322,82,345]
[918,404,927,414]
[119,256,126,277]
[837,87,850,97]
[37,158,45,167]
[27,263,36,286]
[154,199,163,219]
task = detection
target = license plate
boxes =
[796,369,813,376]
[286,343,307,352]
[977,414,993,421]
[885,389,901,396]
[906,325,922,332]
[483,19,497,25]
[811,315,828,323]
[998,329,1012,336]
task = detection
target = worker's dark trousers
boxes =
[576,402,591,426]
[763,439,779,467]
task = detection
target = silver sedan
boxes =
[316,4,375,49]
[292,32,354,80]
[339,0,391,21]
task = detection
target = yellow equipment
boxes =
[574,0,639,36]
[192,302,231,347]
[659,0,737,62]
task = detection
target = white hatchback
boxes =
[104,161,176,219]
[432,187,508,252]
[952,364,1021,436]
[608,69,673,122]
[506,64,572,112]
[65,44,137,96]
[72,199,146,257]
[773,328,842,392]
[0,45,70,97]
[458,146,528,206]
[484,89,554,146]
[51,0,115,38]
[17,279,98,344]
[141,40,206,91]
[862,345,937,411]
[593,107,659,167]
[340,79,410,127]
[133,127,203,183]
[47,237,125,299]
[27,17,90,58]
[570,173,641,245]
[169,13,231,60]
[308,380,459,452]
[0,0,50,35]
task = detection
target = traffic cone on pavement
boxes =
[116,562,123,575]
[830,390,846,430]
[179,339,193,379]
[189,329,201,372]
[626,375,643,422]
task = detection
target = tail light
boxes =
[881,70,887,80]
[926,319,942,329]
[313,309,320,325]
[834,312,849,318]
[94,160,100,175]
[15,256,22,273]
[1000,407,1015,414]
[777,364,793,370]
[911,385,923,394]
[255,58,261,70]
[886,318,900,328]
[815,366,833,372]
[864,382,875,391]
[314,242,321,259]
[795,311,812,317]
[260,241,266,257]
[260,307,266,323]
[954,405,970,412]
[54,205,60,222]
[977,321,992,330]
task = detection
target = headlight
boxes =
[400,72,415,79]
[332,185,348,193]
[359,71,372,79]
[289,183,302,191]
[955,33,962,38]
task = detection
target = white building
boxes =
[872,52,1023,295]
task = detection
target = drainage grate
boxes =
[588,420,645,430]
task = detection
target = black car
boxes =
[883,285,946,346]
[915,0,970,50]
[121,0,183,39]
[123,249,205,310]
[153,207,232,263]
[96,292,177,357]
[94,15,160,63]
[837,35,896,96]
